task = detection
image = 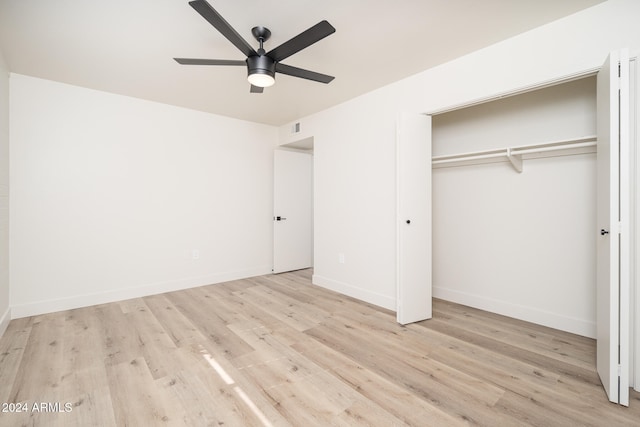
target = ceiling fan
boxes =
[174,0,336,93]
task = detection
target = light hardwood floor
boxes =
[1,269,639,426]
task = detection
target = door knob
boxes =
[406,220,411,224]
[275,216,287,221]
[600,229,609,235]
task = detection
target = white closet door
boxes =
[396,113,432,325]
[273,149,312,274]
[596,49,630,406]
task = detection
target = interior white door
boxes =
[596,49,630,406]
[396,113,432,325]
[273,149,312,274]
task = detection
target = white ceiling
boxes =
[0,0,604,126]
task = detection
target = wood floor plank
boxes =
[161,364,266,426]
[335,400,409,427]
[229,324,325,391]
[7,312,66,404]
[106,356,187,426]
[426,338,631,426]
[165,288,255,360]
[268,322,319,347]
[252,274,303,293]
[0,318,32,404]
[263,274,392,318]
[436,298,594,350]
[202,290,284,331]
[123,300,187,380]
[202,278,257,298]
[117,297,147,314]
[58,307,110,401]
[423,316,601,387]
[331,360,468,426]
[233,285,321,332]
[183,286,250,325]
[142,293,206,348]
[93,302,143,367]
[263,370,359,425]
[432,303,595,369]
[180,342,293,427]
[54,387,117,427]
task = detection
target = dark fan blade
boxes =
[174,58,246,66]
[276,63,335,84]
[189,0,257,57]
[250,85,264,94]
[267,20,335,62]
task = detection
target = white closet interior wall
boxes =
[432,76,598,338]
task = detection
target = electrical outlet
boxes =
[338,253,345,264]
[192,249,200,260]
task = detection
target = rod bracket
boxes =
[506,148,523,173]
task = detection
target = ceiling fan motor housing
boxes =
[246,54,276,79]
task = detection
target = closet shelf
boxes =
[431,135,597,173]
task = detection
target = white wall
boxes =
[432,77,597,337]
[10,74,277,317]
[0,48,9,335]
[431,77,597,156]
[278,0,640,336]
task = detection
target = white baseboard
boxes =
[0,305,10,338]
[433,286,596,338]
[312,274,395,311]
[11,266,272,319]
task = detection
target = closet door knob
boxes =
[600,229,609,235]
[406,220,411,224]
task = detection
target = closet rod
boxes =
[510,140,596,156]
[432,135,597,164]
[432,151,507,165]
[431,135,597,172]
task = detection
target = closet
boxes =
[429,53,640,405]
[431,76,598,339]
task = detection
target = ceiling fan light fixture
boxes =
[247,55,276,87]
[247,70,275,87]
